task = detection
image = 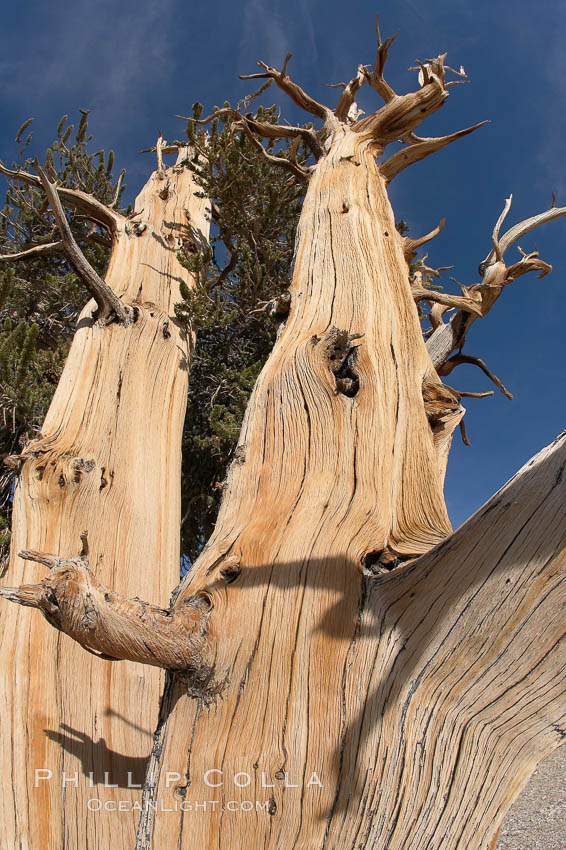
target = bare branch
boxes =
[335,65,367,122]
[428,301,449,331]
[241,115,325,160]
[426,252,553,370]
[0,160,123,233]
[422,379,462,420]
[409,54,467,89]
[403,218,446,262]
[457,389,494,398]
[156,130,165,175]
[480,198,566,270]
[362,15,399,102]
[85,224,113,249]
[381,121,488,183]
[412,254,454,279]
[231,118,312,180]
[0,551,214,676]
[438,353,513,399]
[19,549,60,569]
[185,107,325,161]
[354,50,479,145]
[110,168,125,209]
[139,143,180,156]
[459,418,470,446]
[490,194,513,261]
[33,160,132,324]
[240,56,331,121]
[0,585,42,607]
[0,241,63,262]
[411,285,484,315]
[354,62,448,141]
[444,62,467,79]
[288,134,302,168]
[504,248,552,282]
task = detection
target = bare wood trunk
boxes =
[130,130,455,848]
[135,129,566,850]
[0,152,208,849]
[2,38,565,850]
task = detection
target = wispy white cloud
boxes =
[0,0,175,126]
[239,0,291,69]
[297,0,318,65]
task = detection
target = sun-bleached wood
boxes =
[32,159,133,323]
[138,53,565,850]
[0,159,124,230]
[0,547,213,672]
[2,29,565,850]
[0,149,209,849]
[0,240,64,261]
[144,426,566,850]
[381,121,489,184]
[426,196,566,370]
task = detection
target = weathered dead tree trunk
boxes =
[0,147,209,848]
[129,49,566,850]
[2,25,566,850]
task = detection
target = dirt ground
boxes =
[496,745,566,849]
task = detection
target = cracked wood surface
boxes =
[138,130,565,850]
[0,151,209,849]
[137,129,475,849]
[2,35,565,850]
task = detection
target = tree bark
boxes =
[0,150,209,849]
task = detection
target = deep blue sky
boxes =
[1,0,564,529]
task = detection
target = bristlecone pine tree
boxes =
[1,22,566,850]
